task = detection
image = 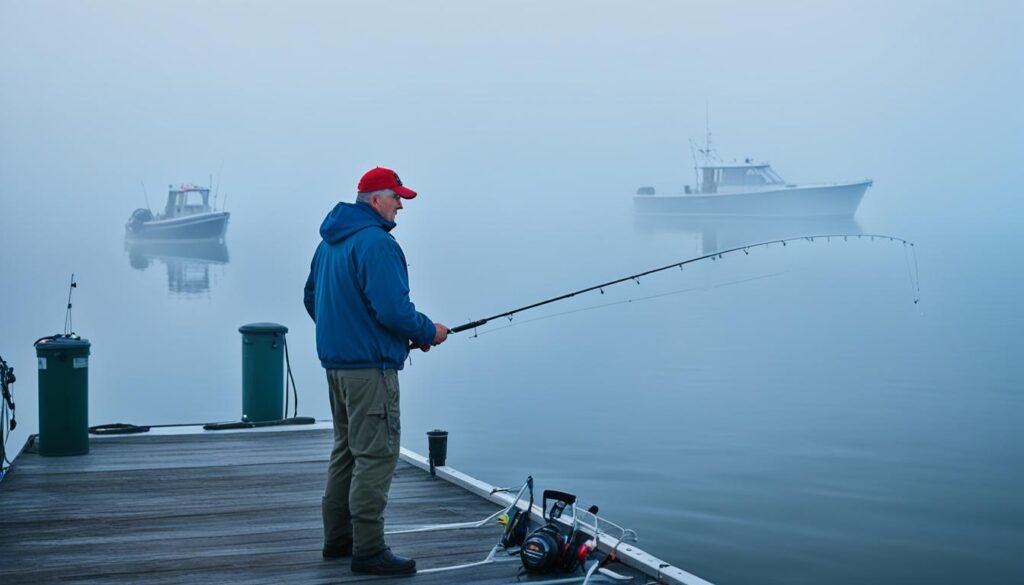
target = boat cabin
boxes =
[164,185,212,219]
[698,162,784,194]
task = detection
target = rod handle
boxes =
[406,319,486,349]
[450,319,487,333]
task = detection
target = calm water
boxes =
[1,182,1021,585]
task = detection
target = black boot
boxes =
[322,542,353,559]
[351,547,417,575]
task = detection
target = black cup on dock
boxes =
[427,429,448,477]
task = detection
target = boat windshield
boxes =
[165,189,211,217]
[717,166,784,188]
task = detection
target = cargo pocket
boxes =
[360,405,391,457]
[381,404,400,450]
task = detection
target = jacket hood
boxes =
[319,202,395,244]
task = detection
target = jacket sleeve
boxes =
[303,245,321,322]
[359,237,435,345]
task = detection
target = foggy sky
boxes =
[1,0,1022,478]
[2,0,1021,216]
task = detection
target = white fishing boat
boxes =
[634,136,872,217]
[126,184,230,239]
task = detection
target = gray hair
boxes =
[356,189,395,204]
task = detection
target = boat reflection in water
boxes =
[125,239,229,296]
[634,214,863,255]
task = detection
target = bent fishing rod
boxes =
[443,233,919,338]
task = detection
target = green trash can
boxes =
[34,335,91,457]
[239,322,288,422]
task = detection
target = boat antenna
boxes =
[63,273,78,336]
[689,139,700,189]
[699,103,718,162]
[705,103,711,156]
[439,233,920,339]
[140,181,152,211]
[213,164,223,210]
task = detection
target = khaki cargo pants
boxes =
[322,368,401,558]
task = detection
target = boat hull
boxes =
[633,180,871,217]
[126,212,230,239]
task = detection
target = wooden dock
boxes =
[0,426,708,585]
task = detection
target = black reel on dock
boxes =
[520,490,595,575]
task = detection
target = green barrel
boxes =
[34,336,91,456]
[239,322,288,422]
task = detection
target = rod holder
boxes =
[427,429,448,477]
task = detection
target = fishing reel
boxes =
[499,506,531,549]
[498,477,533,549]
[520,490,596,575]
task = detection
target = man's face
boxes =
[372,192,403,222]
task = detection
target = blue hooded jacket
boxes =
[303,202,435,370]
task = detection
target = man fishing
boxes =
[303,166,448,575]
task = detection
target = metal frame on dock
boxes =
[399,447,715,585]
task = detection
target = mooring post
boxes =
[427,429,448,478]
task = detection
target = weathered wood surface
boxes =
[0,428,542,584]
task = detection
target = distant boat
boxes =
[634,136,872,217]
[126,184,229,239]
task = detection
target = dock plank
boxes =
[0,429,537,585]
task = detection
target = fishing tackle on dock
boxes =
[0,354,17,474]
[520,490,600,575]
[386,470,638,583]
[444,233,919,339]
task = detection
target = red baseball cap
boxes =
[357,166,417,199]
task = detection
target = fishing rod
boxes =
[473,270,789,338]
[140,181,152,212]
[445,233,919,337]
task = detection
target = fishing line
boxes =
[902,241,922,304]
[447,233,919,338]
[472,271,791,337]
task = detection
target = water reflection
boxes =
[634,214,863,254]
[125,239,229,296]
